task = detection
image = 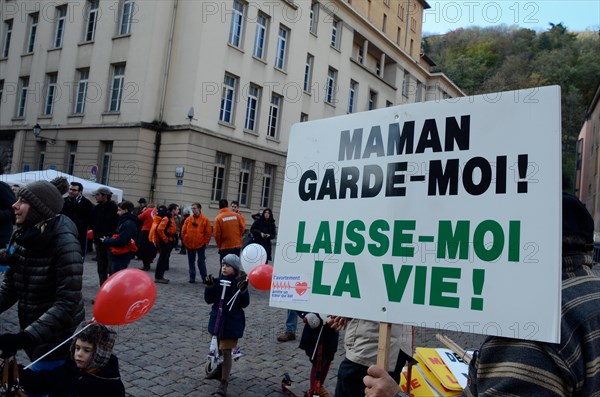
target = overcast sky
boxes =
[422,0,600,35]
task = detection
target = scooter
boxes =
[205,279,243,376]
[281,322,325,397]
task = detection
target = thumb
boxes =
[366,364,387,378]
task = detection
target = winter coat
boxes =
[137,207,155,232]
[298,312,339,363]
[60,195,94,243]
[103,212,138,261]
[90,200,118,241]
[157,215,177,244]
[148,215,162,245]
[343,319,413,372]
[250,217,277,261]
[214,208,245,250]
[0,181,15,247]
[205,274,249,339]
[181,213,212,249]
[20,354,125,397]
[0,215,85,361]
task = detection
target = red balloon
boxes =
[86,229,94,240]
[248,264,273,291]
[93,268,157,325]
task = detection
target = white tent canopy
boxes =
[1,169,123,202]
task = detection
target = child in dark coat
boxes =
[298,312,339,397]
[20,321,125,397]
[204,254,250,396]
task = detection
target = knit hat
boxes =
[562,193,594,245]
[222,254,241,273]
[18,177,69,226]
[70,321,117,369]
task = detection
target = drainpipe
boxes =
[150,0,178,202]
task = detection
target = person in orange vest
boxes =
[181,203,212,283]
[154,203,179,284]
[213,199,245,262]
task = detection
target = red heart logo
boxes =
[295,282,308,296]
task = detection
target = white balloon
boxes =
[241,243,267,274]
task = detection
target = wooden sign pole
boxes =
[376,322,392,369]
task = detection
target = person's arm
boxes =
[0,183,15,223]
[157,217,169,243]
[462,338,568,397]
[181,218,189,242]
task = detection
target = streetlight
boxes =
[32,124,56,145]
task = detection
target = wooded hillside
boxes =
[423,24,600,188]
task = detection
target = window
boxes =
[211,153,227,201]
[410,17,416,32]
[74,69,89,114]
[119,0,134,35]
[267,93,282,139]
[357,46,364,64]
[325,67,337,104]
[304,54,314,92]
[84,0,99,41]
[368,90,377,110]
[67,141,77,175]
[398,4,405,20]
[416,81,423,102]
[54,5,67,48]
[237,158,253,206]
[17,77,29,117]
[300,113,308,122]
[44,74,58,115]
[253,14,267,59]
[228,0,244,47]
[348,80,357,113]
[331,18,340,48]
[383,0,390,6]
[244,84,260,131]
[275,26,289,70]
[309,2,318,34]
[37,142,46,171]
[260,164,274,208]
[2,19,12,58]
[382,13,387,33]
[402,71,410,98]
[109,64,126,112]
[409,39,414,57]
[376,60,381,76]
[396,27,402,45]
[219,74,237,123]
[26,13,38,53]
[100,141,113,185]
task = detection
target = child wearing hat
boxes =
[204,254,250,396]
[20,321,126,396]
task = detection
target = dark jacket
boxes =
[205,274,250,339]
[90,200,118,241]
[298,312,339,363]
[21,354,125,397]
[61,195,94,242]
[250,217,277,261]
[103,212,138,260]
[0,215,85,361]
[0,181,15,247]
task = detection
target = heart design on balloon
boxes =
[295,282,308,296]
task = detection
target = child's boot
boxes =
[214,379,228,396]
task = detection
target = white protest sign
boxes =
[270,86,562,343]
